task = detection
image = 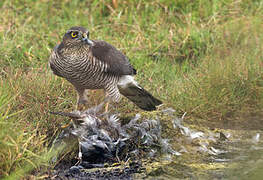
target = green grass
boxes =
[0,0,263,178]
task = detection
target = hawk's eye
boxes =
[71,32,78,38]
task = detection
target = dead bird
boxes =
[50,103,173,167]
[50,102,127,164]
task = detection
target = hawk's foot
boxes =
[77,103,88,111]
[76,98,88,111]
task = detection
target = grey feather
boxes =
[118,82,162,111]
[91,40,136,75]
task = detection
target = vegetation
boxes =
[0,0,262,178]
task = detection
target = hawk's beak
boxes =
[82,33,94,46]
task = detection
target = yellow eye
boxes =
[71,32,78,38]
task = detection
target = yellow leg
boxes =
[76,88,88,111]
[104,92,111,113]
[60,89,87,129]
[105,102,109,113]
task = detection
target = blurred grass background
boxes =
[0,0,263,178]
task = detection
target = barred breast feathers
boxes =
[50,42,122,101]
[49,45,64,77]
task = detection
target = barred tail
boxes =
[117,76,162,111]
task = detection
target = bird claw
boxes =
[77,102,88,112]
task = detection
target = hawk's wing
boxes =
[91,40,136,76]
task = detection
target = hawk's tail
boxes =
[117,76,162,111]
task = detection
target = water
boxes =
[144,112,263,179]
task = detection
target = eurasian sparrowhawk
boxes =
[49,26,162,111]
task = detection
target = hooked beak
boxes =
[82,33,94,46]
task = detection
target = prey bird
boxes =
[49,26,162,111]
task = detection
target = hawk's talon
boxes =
[77,103,87,111]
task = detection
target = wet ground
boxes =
[47,108,263,179]
[49,161,145,179]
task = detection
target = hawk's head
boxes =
[62,26,94,47]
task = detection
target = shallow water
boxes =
[144,112,263,180]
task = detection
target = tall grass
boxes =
[0,0,262,178]
[168,16,263,119]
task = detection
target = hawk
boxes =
[49,26,162,111]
